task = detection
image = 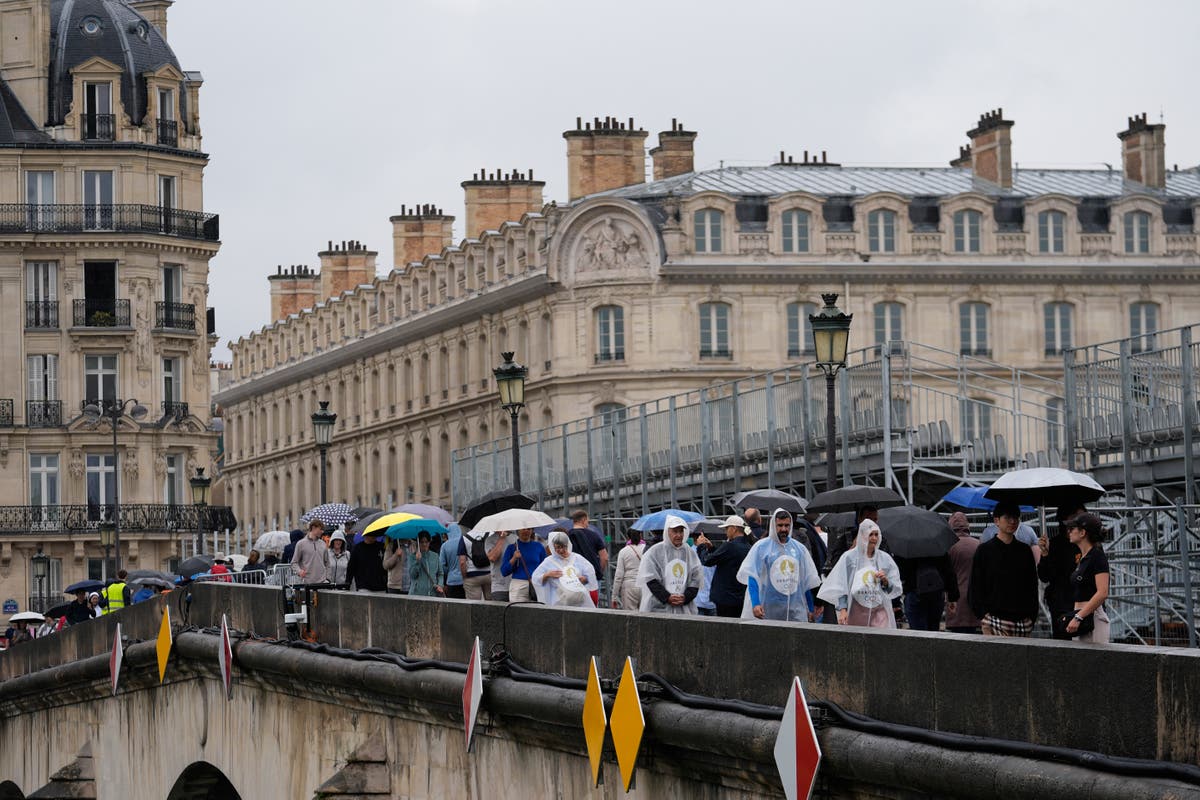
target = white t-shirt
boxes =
[489,532,516,593]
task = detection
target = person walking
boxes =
[636,516,704,615]
[1040,504,1086,634]
[383,538,409,595]
[292,520,329,583]
[736,509,822,622]
[696,515,753,618]
[610,529,646,610]
[531,530,598,608]
[1063,513,1110,644]
[325,532,350,588]
[569,511,608,606]
[439,524,465,598]
[968,502,1039,637]
[945,512,982,634]
[895,551,959,631]
[407,532,443,597]
[488,531,516,602]
[499,528,546,602]
[345,530,388,592]
[818,520,903,628]
[457,527,493,600]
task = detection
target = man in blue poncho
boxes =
[736,508,822,622]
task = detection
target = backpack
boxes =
[466,534,490,570]
[915,562,945,595]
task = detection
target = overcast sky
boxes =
[167,1,1200,360]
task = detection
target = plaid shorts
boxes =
[982,614,1034,637]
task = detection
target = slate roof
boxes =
[599,164,1200,201]
[0,81,51,144]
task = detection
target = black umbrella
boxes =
[127,569,178,584]
[807,484,905,513]
[45,602,74,619]
[351,506,382,520]
[459,489,535,530]
[876,506,958,559]
[129,576,175,590]
[63,580,105,595]
[817,511,858,530]
[179,554,216,580]
[728,489,807,514]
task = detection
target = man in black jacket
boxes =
[968,502,1039,636]
[696,515,753,617]
[345,531,388,592]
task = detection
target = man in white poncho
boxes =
[736,508,823,621]
[637,515,704,614]
[817,519,903,628]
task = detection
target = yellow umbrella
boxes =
[361,512,421,536]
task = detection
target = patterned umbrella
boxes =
[299,502,357,528]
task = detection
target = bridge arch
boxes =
[165,762,242,800]
[0,781,25,800]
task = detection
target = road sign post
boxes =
[774,676,822,800]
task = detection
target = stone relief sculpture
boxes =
[134,283,151,375]
[122,450,139,480]
[577,217,649,271]
[69,449,84,479]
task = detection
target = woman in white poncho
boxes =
[636,515,704,614]
[531,530,598,608]
[817,519,903,628]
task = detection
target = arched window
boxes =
[595,305,625,362]
[1130,302,1159,353]
[1037,210,1066,253]
[1124,211,1150,254]
[959,302,990,357]
[781,209,810,253]
[786,302,816,358]
[953,209,981,253]
[873,302,903,350]
[867,209,896,252]
[1044,302,1073,356]
[698,302,731,358]
[693,209,723,253]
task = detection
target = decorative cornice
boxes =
[657,261,1200,284]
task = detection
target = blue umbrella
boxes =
[383,518,448,540]
[941,486,1034,514]
[630,509,706,532]
[64,580,105,595]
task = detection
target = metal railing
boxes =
[0,399,11,428]
[162,400,189,420]
[26,400,62,428]
[155,302,196,330]
[0,504,236,534]
[82,113,115,141]
[452,341,1066,517]
[0,204,219,241]
[73,298,131,327]
[156,119,178,147]
[25,300,59,329]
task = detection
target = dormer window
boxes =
[867,209,896,253]
[781,209,810,253]
[83,82,114,141]
[1037,210,1066,253]
[1123,211,1150,254]
[80,16,103,37]
[693,209,723,253]
[953,210,982,253]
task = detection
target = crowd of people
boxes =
[4,500,1112,647]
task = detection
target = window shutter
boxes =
[45,355,58,401]
[27,356,43,402]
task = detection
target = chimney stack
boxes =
[1118,113,1166,189]
[268,264,320,322]
[129,0,173,39]
[966,109,1014,188]
[318,240,378,301]
[650,119,697,180]
[563,116,649,200]
[949,143,972,169]
[460,169,545,240]
[390,204,455,266]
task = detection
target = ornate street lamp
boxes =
[311,401,337,504]
[190,467,211,556]
[31,548,49,613]
[98,521,115,581]
[493,352,528,491]
[82,399,149,574]
[809,294,853,492]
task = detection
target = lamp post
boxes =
[98,521,115,581]
[493,352,528,492]
[311,401,337,504]
[190,467,211,555]
[82,398,148,574]
[31,548,48,613]
[809,294,853,492]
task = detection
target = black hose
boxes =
[637,671,784,720]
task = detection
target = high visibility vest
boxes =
[102,582,126,614]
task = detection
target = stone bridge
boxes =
[1,585,1199,799]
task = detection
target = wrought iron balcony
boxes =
[0,504,238,535]
[73,298,131,328]
[162,400,189,420]
[26,400,62,428]
[0,399,12,427]
[699,348,734,359]
[594,350,625,364]
[25,300,59,329]
[0,204,219,241]
[82,113,115,141]
[156,118,179,147]
[155,302,196,330]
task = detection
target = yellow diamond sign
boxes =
[156,606,172,683]
[610,657,644,792]
[582,656,607,787]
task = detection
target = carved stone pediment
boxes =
[572,217,651,273]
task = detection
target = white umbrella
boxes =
[470,508,556,534]
[254,530,292,554]
[984,468,1105,508]
[9,611,45,624]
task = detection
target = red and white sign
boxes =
[109,623,123,697]
[774,676,822,800]
[462,635,484,752]
[219,615,234,700]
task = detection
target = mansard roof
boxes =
[0,80,51,144]
[598,164,1200,201]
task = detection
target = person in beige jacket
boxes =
[383,538,410,594]
[610,528,646,610]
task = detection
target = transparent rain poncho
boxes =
[736,508,822,621]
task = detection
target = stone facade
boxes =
[0,0,221,609]
[217,111,1200,535]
